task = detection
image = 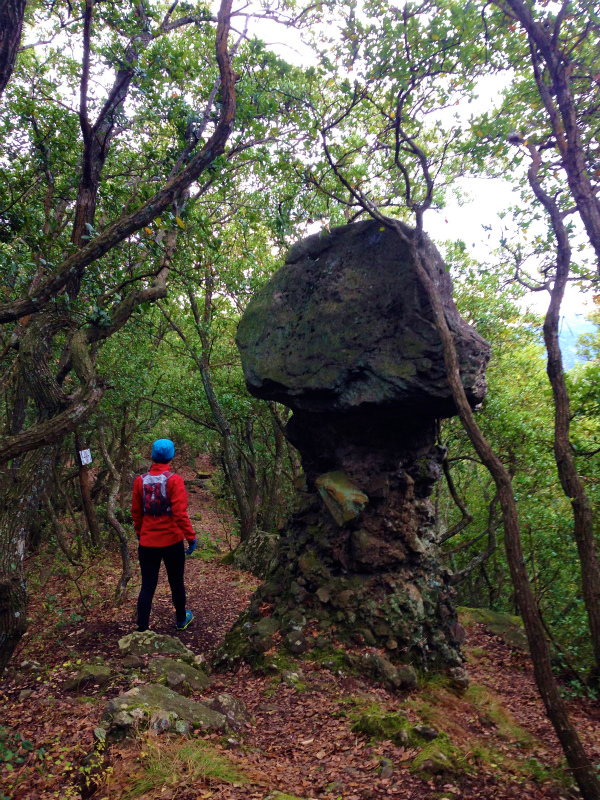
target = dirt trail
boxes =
[1,456,599,800]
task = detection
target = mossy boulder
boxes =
[410,733,467,779]
[118,631,197,663]
[356,653,418,691]
[236,219,489,415]
[147,656,211,692]
[351,707,423,747]
[205,693,251,727]
[64,663,112,692]
[102,684,227,735]
[233,529,279,578]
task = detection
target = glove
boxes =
[186,539,197,557]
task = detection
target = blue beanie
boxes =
[151,439,175,463]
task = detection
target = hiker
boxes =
[131,438,197,632]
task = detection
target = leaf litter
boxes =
[1,455,598,800]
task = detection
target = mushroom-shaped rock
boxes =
[217,221,490,678]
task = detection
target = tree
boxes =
[0,0,236,672]
[0,0,26,99]
[276,1,600,793]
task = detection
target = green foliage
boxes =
[121,736,246,798]
[0,726,36,771]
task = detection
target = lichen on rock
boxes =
[102,683,227,737]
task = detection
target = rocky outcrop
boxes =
[219,221,490,679]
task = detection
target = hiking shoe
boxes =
[176,610,194,631]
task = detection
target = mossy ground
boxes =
[107,734,247,799]
[465,684,535,748]
[458,606,529,652]
[336,678,574,794]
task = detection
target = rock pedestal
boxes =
[217,220,490,676]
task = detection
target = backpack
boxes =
[141,472,173,516]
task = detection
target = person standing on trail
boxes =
[131,438,197,632]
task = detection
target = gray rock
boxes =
[359,654,417,691]
[219,220,488,676]
[237,220,489,416]
[121,654,145,669]
[255,617,280,637]
[448,666,470,691]
[396,665,418,691]
[175,719,192,735]
[150,710,176,733]
[19,660,41,671]
[112,712,135,729]
[233,529,279,579]
[283,631,308,654]
[18,689,33,701]
[102,684,227,734]
[147,656,211,692]
[417,752,449,775]
[166,672,190,696]
[206,693,250,727]
[351,528,406,569]
[413,724,438,741]
[64,663,112,692]
[118,631,196,664]
[316,471,368,526]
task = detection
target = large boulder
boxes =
[237,220,490,417]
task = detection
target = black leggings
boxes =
[137,540,186,631]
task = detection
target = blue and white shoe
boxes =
[176,610,194,631]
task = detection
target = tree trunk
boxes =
[0,445,57,673]
[45,497,82,567]
[176,275,257,542]
[98,428,133,604]
[0,0,26,99]
[523,146,600,680]
[75,431,101,550]
[405,226,600,800]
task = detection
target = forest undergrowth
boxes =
[1,458,599,800]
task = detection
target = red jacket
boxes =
[131,462,197,548]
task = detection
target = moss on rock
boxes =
[410,733,467,779]
[350,706,423,747]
